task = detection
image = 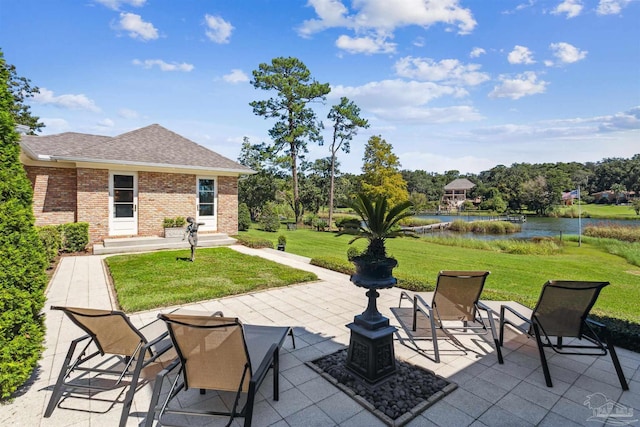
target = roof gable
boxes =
[20,124,252,173]
[444,178,475,190]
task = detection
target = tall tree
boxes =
[0,49,43,133]
[325,97,369,229]
[361,135,408,205]
[250,57,330,223]
[237,137,279,221]
[0,51,48,398]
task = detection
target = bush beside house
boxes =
[0,56,48,398]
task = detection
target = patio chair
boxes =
[398,270,503,363]
[144,314,294,427]
[499,280,628,390]
[44,306,181,427]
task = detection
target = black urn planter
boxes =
[350,256,397,288]
[346,256,398,383]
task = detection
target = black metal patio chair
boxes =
[499,280,629,390]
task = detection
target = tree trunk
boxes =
[328,152,336,231]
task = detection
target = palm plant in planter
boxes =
[341,193,413,383]
[343,193,413,287]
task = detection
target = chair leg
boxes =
[484,310,504,364]
[606,336,629,391]
[533,324,553,387]
[498,306,505,347]
[412,296,418,331]
[119,346,146,427]
[288,328,296,349]
[430,315,440,363]
[44,339,81,417]
[273,347,280,401]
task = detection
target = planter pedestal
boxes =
[345,269,397,384]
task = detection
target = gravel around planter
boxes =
[308,348,457,426]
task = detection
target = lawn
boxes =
[242,227,640,323]
[105,247,317,312]
[558,203,640,219]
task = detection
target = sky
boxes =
[1,0,639,175]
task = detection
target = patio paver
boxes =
[1,247,637,427]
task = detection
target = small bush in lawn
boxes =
[60,222,89,252]
[234,235,274,249]
[260,202,280,232]
[37,225,62,263]
[238,203,251,231]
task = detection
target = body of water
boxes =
[415,215,640,240]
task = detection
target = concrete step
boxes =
[93,233,236,255]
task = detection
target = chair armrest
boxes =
[413,293,433,313]
[154,358,181,382]
[500,304,531,324]
[585,317,605,329]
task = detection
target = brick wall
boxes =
[25,166,77,226]
[77,168,109,244]
[217,175,238,234]
[138,172,195,236]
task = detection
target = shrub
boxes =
[238,203,251,231]
[302,214,317,227]
[37,225,62,264]
[60,222,89,252]
[346,246,360,261]
[260,202,280,232]
[162,217,175,228]
[0,71,49,398]
[310,256,355,275]
[313,218,328,231]
[335,216,360,231]
[174,216,186,227]
[233,234,274,249]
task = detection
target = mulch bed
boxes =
[307,348,457,426]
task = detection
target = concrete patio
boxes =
[1,246,638,426]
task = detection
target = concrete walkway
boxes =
[1,247,638,426]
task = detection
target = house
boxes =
[442,178,475,209]
[20,124,253,248]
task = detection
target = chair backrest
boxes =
[432,271,490,321]
[52,306,146,356]
[159,314,251,392]
[532,281,609,338]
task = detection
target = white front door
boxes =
[196,177,217,231]
[109,172,138,236]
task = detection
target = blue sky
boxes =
[2,0,638,174]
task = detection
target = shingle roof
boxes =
[444,178,475,190]
[21,124,253,174]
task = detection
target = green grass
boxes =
[105,247,317,312]
[556,203,640,219]
[242,227,640,323]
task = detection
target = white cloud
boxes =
[551,0,583,18]
[204,14,233,43]
[508,45,535,64]
[335,34,396,54]
[330,79,478,124]
[299,0,477,54]
[394,57,490,86]
[33,88,101,112]
[223,69,249,83]
[132,59,194,71]
[548,42,587,65]
[118,108,139,119]
[117,12,158,40]
[97,118,115,128]
[95,0,145,10]
[597,0,632,15]
[40,118,70,133]
[470,47,486,58]
[489,72,548,99]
